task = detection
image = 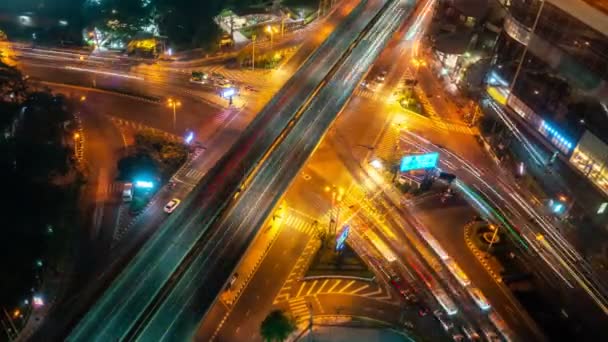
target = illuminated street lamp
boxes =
[411,58,426,77]
[167,98,181,130]
[266,25,274,49]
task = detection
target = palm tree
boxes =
[260,309,296,342]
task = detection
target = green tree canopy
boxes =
[260,309,296,342]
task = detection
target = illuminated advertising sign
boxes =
[184,131,194,144]
[400,152,439,172]
[135,180,154,189]
[336,225,350,251]
[222,88,236,98]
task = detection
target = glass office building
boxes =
[488,0,608,195]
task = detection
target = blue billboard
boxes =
[400,152,439,172]
[336,225,350,251]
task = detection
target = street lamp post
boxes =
[281,13,290,37]
[266,25,274,49]
[507,0,545,103]
[167,98,181,130]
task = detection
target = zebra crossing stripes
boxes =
[273,239,320,304]
[107,116,182,142]
[183,168,205,181]
[194,65,271,85]
[287,297,310,319]
[373,124,401,161]
[442,122,477,135]
[282,212,317,236]
[282,279,395,303]
[353,87,381,101]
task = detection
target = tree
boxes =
[0,58,28,103]
[260,310,296,342]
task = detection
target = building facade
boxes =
[487,0,608,196]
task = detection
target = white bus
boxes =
[365,230,397,263]
[433,287,458,315]
[446,259,471,287]
[419,230,449,260]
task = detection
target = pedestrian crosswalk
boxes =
[353,87,382,101]
[107,116,182,142]
[182,168,205,181]
[185,64,272,86]
[287,297,310,319]
[373,123,402,161]
[282,210,319,236]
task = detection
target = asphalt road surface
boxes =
[66,0,391,340]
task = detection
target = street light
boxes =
[167,98,181,130]
[266,25,274,49]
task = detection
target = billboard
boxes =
[336,225,350,251]
[400,152,439,172]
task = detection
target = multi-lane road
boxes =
[129,2,414,340]
[66,0,398,340]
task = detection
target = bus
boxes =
[419,230,449,260]
[433,287,458,315]
[489,311,514,341]
[365,230,397,263]
[446,260,471,287]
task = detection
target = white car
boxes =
[164,198,181,213]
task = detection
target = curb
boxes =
[464,223,502,283]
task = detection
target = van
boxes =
[122,182,133,202]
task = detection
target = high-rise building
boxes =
[487,0,608,196]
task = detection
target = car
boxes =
[452,333,465,341]
[225,272,239,290]
[433,310,453,331]
[163,198,181,213]
[467,287,491,310]
[482,330,501,342]
[417,304,430,316]
[376,70,388,82]
[461,326,480,340]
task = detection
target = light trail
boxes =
[64,66,145,80]
[404,0,434,41]
[486,99,545,166]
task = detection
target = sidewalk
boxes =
[289,316,413,342]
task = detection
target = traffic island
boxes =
[396,88,427,118]
[304,243,374,280]
[463,222,504,283]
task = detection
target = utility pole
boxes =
[307,302,313,342]
[507,0,545,103]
